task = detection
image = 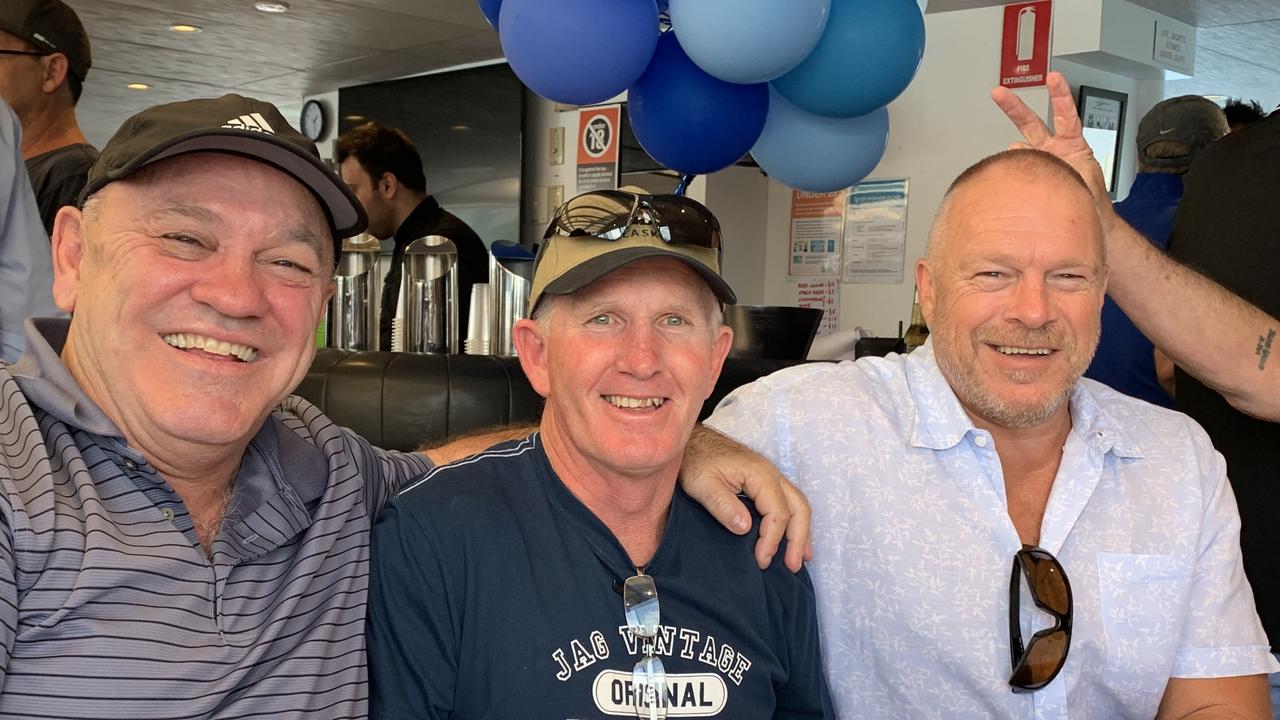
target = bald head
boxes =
[925,149,1101,267]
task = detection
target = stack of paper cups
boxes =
[464,283,492,355]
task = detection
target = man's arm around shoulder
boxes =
[422,423,814,573]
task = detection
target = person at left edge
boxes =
[0,96,58,363]
[0,95,811,719]
[0,0,98,235]
[367,190,833,719]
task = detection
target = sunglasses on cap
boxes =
[541,190,722,254]
[1008,545,1073,693]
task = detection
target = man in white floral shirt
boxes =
[709,137,1274,717]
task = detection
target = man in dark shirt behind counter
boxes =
[0,0,97,235]
[336,122,489,351]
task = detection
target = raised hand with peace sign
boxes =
[991,71,1111,207]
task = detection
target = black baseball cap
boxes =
[80,94,367,245]
[0,0,91,82]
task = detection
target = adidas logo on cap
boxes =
[222,113,275,134]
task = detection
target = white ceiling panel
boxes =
[62,0,1280,148]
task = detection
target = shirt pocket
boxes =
[1096,553,1193,708]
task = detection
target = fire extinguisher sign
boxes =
[1000,0,1052,89]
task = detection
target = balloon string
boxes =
[674,173,696,197]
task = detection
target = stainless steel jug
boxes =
[394,235,458,354]
[489,252,533,357]
[328,233,381,351]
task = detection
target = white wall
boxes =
[744,5,1049,337]
[704,165,770,305]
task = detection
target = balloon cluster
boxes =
[484,0,925,192]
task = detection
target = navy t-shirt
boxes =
[367,433,833,719]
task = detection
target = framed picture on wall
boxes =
[1076,85,1127,198]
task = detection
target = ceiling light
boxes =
[169,23,201,33]
[450,124,471,131]
[254,1,290,12]
[127,83,150,90]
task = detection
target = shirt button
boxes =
[124,459,137,471]
[974,435,989,448]
[161,508,175,521]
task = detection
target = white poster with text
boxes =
[842,178,908,285]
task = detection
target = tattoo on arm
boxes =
[1256,328,1276,370]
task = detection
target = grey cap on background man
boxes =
[1136,95,1229,171]
[0,0,92,82]
[81,93,367,245]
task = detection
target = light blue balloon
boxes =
[668,0,830,84]
[500,0,660,106]
[750,87,889,192]
[772,0,925,119]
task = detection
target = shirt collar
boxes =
[904,338,1143,459]
[1067,379,1144,459]
[9,318,124,438]
[393,194,443,245]
[903,340,976,450]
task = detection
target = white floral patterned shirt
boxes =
[707,340,1277,719]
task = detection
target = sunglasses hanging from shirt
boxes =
[623,571,667,720]
[1008,545,1073,693]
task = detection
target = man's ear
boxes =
[513,318,551,399]
[377,172,399,201]
[703,323,734,399]
[50,206,86,312]
[915,258,936,326]
[40,53,70,96]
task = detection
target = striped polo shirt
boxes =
[0,319,433,719]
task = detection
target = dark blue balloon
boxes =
[477,0,501,28]
[773,0,925,119]
[500,0,660,106]
[628,32,769,176]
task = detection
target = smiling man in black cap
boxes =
[0,0,97,235]
[0,93,415,719]
[0,96,809,718]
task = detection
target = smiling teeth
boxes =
[163,333,259,362]
[996,346,1052,356]
[605,395,665,409]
